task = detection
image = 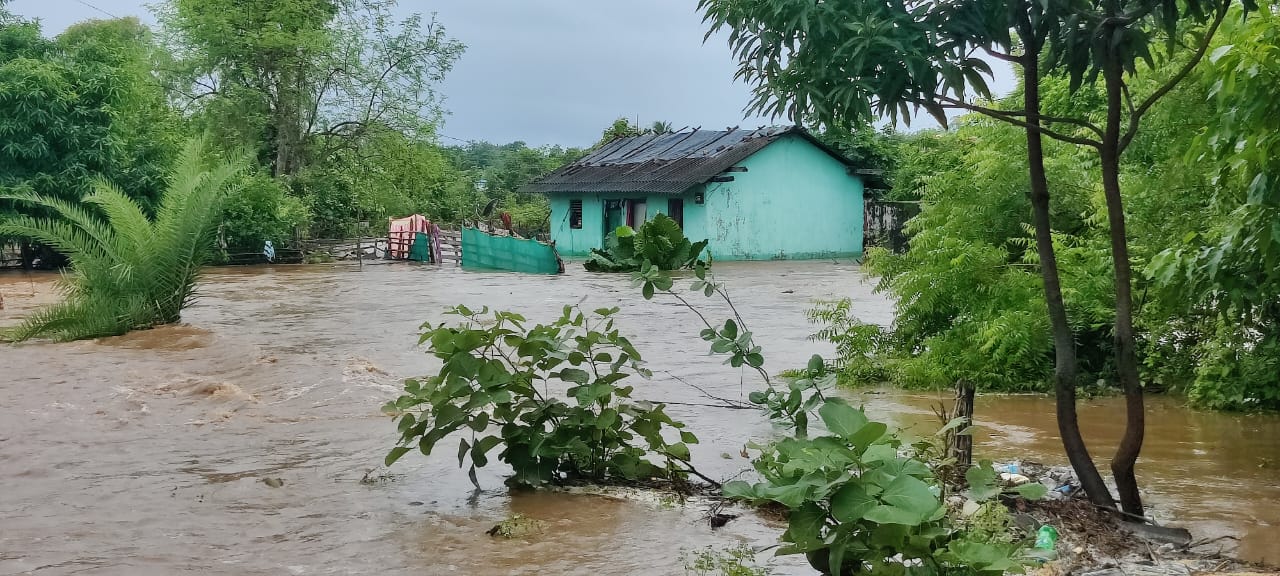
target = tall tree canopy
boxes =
[158,0,464,176]
[0,14,180,218]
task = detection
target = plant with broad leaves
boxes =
[585,213,709,272]
[723,401,1030,575]
[383,304,699,489]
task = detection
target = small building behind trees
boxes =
[522,126,865,261]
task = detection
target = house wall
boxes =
[549,195,604,257]
[549,193,684,257]
[700,134,863,260]
[547,135,863,260]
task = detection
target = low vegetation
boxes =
[383,304,699,488]
[585,214,708,273]
[385,263,1042,575]
[0,138,243,341]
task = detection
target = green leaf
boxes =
[1012,482,1049,500]
[762,482,813,508]
[863,504,923,526]
[848,421,887,450]
[558,368,590,384]
[666,442,691,460]
[818,401,869,440]
[786,502,828,550]
[1209,44,1233,64]
[722,480,758,501]
[642,281,655,300]
[457,437,471,468]
[596,408,619,430]
[965,464,1000,502]
[807,354,824,373]
[722,319,738,339]
[873,474,940,525]
[830,482,877,522]
[385,446,411,467]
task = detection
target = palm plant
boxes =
[0,137,244,342]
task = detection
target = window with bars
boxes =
[569,199,583,229]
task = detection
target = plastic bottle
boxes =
[996,463,1020,474]
[1035,525,1059,550]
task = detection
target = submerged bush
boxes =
[384,305,699,488]
[806,298,889,384]
[0,137,244,341]
[585,213,708,272]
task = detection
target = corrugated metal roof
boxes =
[521,126,854,195]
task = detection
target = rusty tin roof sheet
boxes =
[521,126,854,195]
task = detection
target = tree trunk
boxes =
[1102,55,1145,517]
[949,380,975,470]
[1022,30,1116,508]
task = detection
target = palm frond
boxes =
[1,135,244,341]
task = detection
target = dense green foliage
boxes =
[585,214,709,273]
[1146,6,1280,410]
[383,305,699,488]
[0,15,179,233]
[0,138,243,341]
[0,2,586,263]
[800,41,1280,410]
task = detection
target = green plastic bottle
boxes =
[1035,525,1059,550]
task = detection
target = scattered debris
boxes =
[486,514,545,539]
[261,477,285,488]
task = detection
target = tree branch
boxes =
[1120,2,1231,152]
[934,96,1104,147]
[305,67,345,137]
[982,46,1023,64]
[316,120,366,138]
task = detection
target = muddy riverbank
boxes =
[1,262,1277,574]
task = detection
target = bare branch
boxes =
[305,67,345,136]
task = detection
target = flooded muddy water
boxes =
[1,262,1277,575]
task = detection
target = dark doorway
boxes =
[667,198,685,228]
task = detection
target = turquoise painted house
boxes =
[522,126,865,261]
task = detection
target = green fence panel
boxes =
[461,228,561,274]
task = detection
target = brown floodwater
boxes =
[0,262,1277,575]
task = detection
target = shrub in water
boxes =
[384,305,699,488]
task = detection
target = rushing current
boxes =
[1,262,1276,575]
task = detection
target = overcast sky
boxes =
[9,0,1015,147]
